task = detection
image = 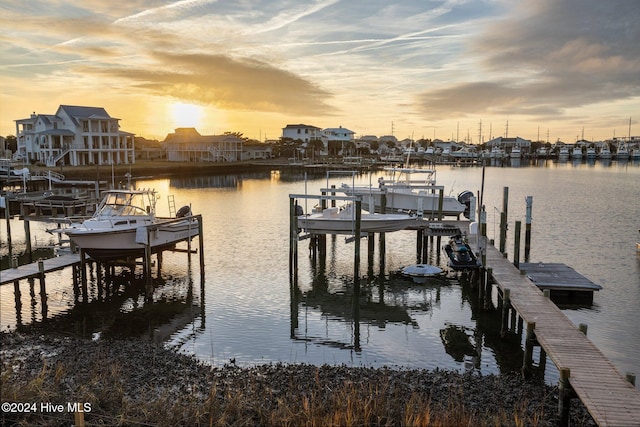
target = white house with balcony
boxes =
[164,128,243,162]
[281,124,323,142]
[14,105,135,166]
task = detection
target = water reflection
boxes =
[7,260,203,342]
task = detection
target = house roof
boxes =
[58,105,113,120]
[164,128,243,144]
[283,124,321,130]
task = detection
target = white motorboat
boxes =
[62,189,198,261]
[340,168,468,218]
[586,145,597,159]
[571,146,583,159]
[598,144,612,159]
[297,204,420,235]
[510,146,522,159]
[616,143,630,160]
[558,146,570,159]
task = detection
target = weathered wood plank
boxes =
[0,254,82,286]
[483,244,640,427]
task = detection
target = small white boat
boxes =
[510,146,522,158]
[586,146,597,159]
[598,144,612,159]
[571,146,583,159]
[401,264,445,277]
[340,168,468,218]
[616,143,630,160]
[297,204,419,234]
[536,147,549,158]
[62,189,198,261]
[558,146,570,159]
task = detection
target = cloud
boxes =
[74,51,334,115]
[415,0,640,121]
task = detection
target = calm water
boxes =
[1,159,639,387]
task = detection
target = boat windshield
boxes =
[96,192,153,217]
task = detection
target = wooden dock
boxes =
[0,254,82,286]
[485,243,640,426]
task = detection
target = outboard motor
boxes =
[176,205,192,218]
[457,190,474,219]
[295,204,304,216]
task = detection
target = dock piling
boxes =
[522,321,537,378]
[513,220,521,268]
[558,368,575,427]
[524,196,533,262]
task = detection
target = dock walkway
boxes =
[485,244,640,426]
[0,254,81,286]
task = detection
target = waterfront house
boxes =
[14,105,135,166]
[164,128,243,162]
[242,144,273,160]
[281,124,323,143]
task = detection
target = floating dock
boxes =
[519,262,602,304]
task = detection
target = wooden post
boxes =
[23,216,33,263]
[524,196,533,262]
[38,259,47,319]
[4,195,12,259]
[499,186,509,253]
[513,220,521,268]
[558,367,574,427]
[289,197,295,279]
[416,229,423,263]
[367,232,375,273]
[72,265,80,303]
[437,189,444,220]
[500,288,511,337]
[13,280,22,326]
[353,199,362,350]
[499,211,507,253]
[422,232,429,264]
[144,227,152,293]
[484,267,493,310]
[578,323,588,335]
[522,321,536,378]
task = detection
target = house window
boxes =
[297,129,301,134]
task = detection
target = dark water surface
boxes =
[1,160,639,387]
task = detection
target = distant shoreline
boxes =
[30,158,292,181]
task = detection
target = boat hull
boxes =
[65,218,199,261]
[297,213,419,234]
[342,186,465,217]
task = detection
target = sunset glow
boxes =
[170,102,203,130]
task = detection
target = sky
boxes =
[1,0,639,143]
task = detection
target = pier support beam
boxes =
[513,220,521,269]
[500,288,511,337]
[558,368,575,427]
[522,321,537,378]
[524,196,533,262]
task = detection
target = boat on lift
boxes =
[340,168,469,218]
[60,189,198,261]
[297,204,420,235]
